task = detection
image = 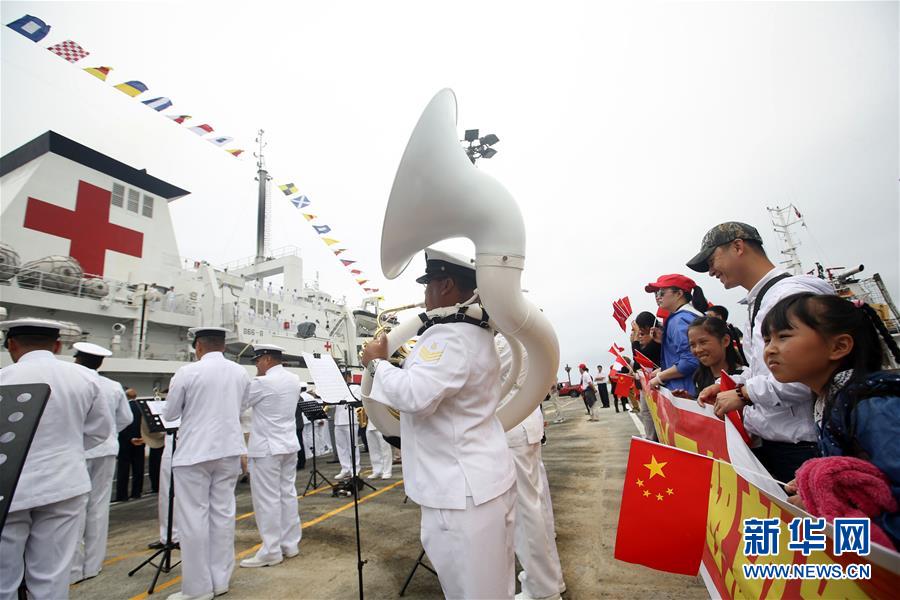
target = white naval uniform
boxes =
[246,364,303,562]
[333,383,361,475]
[158,433,179,544]
[370,323,517,600]
[0,351,111,600]
[70,373,132,582]
[163,352,249,597]
[507,409,564,600]
[497,336,564,599]
[364,417,393,478]
[300,392,333,456]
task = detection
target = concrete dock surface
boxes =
[71,398,706,599]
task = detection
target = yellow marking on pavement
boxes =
[103,549,152,567]
[235,483,331,522]
[127,480,404,600]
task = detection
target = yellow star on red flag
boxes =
[643,455,668,479]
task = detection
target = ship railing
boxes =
[216,246,302,272]
[2,266,196,316]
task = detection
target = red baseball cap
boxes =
[645,274,696,293]
[578,363,587,370]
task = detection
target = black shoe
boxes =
[148,541,164,549]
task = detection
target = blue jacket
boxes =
[819,370,900,547]
[660,306,701,396]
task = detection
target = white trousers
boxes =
[0,493,87,600]
[158,449,180,543]
[638,391,658,441]
[173,457,240,596]
[302,421,332,456]
[420,486,517,600]
[249,453,302,561]
[364,427,393,476]
[334,422,361,474]
[70,455,117,582]
[511,444,564,599]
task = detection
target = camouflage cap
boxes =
[686,221,763,272]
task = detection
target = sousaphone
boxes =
[361,89,559,437]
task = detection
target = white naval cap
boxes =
[188,326,228,347]
[0,318,65,337]
[415,247,476,285]
[252,343,284,360]
[73,341,113,357]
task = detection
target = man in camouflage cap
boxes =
[685,221,834,485]
[686,221,763,274]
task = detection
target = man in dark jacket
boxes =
[115,389,145,502]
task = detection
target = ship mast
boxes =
[766,205,805,275]
[253,129,272,264]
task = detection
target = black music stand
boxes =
[129,399,180,593]
[399,547,437,596]
[336,399,367,600]
[0,384,50,533]
[300,400,333,495]
[333,402,376,495]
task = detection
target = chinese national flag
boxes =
[633,349,658,370]
[614,374,635,397]
[614,438,713,575]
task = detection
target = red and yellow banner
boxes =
[636,378,900,599]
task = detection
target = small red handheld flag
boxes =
[614,438,714,575]
[633,349,658,370]
[612,296,633,332]
[719,371,751,445]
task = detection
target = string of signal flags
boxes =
[5,14,243,157]
[6,13,382,294]
[278,184,380,294]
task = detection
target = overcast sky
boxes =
[2,1,897,379]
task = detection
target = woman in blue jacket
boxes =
[646,274,708,397]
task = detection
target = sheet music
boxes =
[301,353,353,405]
[145,399,181,429]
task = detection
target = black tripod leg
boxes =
[399,549,435,596]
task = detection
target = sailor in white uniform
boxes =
[333,371,361,480]
[362,249,517,600]
[0,319,111,600]
[240,345,302,568]
[364,412,393,479]
[300,387,332,457]
[163,327,249,600]
[69,342,133,584]
[496,337,565,600]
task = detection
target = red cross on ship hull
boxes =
[23,180,144,276]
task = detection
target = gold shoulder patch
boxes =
[418,342,444,363]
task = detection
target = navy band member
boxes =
[69,342,133,584]
[0,319,111,600]
[240,344,302,568]
[163,327,249,600]
[362,249,517,599]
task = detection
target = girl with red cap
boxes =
[645,274,708,396]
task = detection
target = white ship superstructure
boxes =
[0,131,377,391]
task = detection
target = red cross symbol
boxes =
[323,341,332,352]
[23,180,144,276]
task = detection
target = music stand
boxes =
[336,402,376,494]
[128,399,180,593]
[399,547,437,596]
[0,384,51,533]
[300,400,333,495]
